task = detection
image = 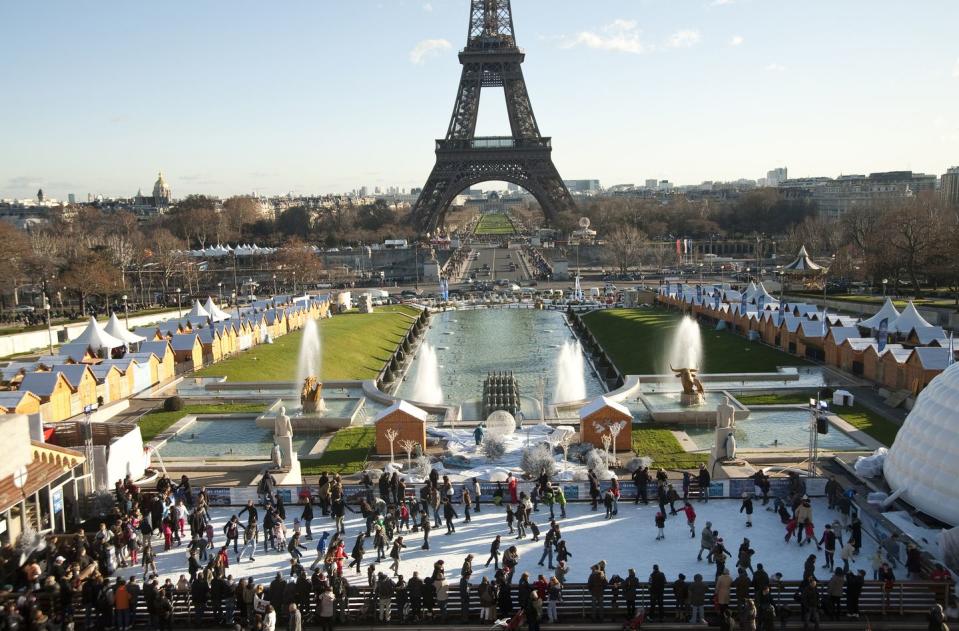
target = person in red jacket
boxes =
[682,501,697,538]
[507,473,518,504]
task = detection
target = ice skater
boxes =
[740,492,754,528]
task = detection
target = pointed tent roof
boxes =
[202,297,231,322]
[187,300,211,320]
[858,298,901,330]
[782,245,824,272]
[104,312,146,344]
[742,281,759,302]
[72,316,126,353]
[891,301,935,334]
[753,282,778,305]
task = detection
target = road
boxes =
[464,245,530,285]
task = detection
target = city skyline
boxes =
[2,0,957,200]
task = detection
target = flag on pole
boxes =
[877,318,888,353]
[822,309,828,336]
[950,332,955,366]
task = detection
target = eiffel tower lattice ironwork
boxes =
[410,0,576,233]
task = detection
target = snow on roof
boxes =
[826,326,862,346]
[891,301,935,334]
[104,312,146,344]
[170,333,200,351]
[911,347,952,370]
[579,396,631,420]
[799,319,826,338]
[782,245,824,272]
[858,298,901,330]
[374,400,429,423]
[19,371,70,396]
[72,316,126,353]
[844,338,878,352]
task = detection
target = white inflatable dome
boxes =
[884,361,959,526]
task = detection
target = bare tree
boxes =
[605,225,645,275]
[384,428,399,464]
[398,439,418,472]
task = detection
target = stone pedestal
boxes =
[680,392,705,406]
[273,434,302,485]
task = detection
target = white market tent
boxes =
[104,312,146,345]
[858,298,901,331]
[890,301,934,334]
[187,300,211,320]
[202,296,232,322]
[71,316,126,354]
[782,245,824,272]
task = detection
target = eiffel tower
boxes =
[410,0,576,234]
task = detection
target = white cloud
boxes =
[730,35,744,47]
[562,19,648,54]
[953,58,959,78]
[667,29,701,49]
[764,63,786,72]
[422,2,432,11]
[409,38,451,64]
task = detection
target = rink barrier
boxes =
[200,477,830,507]
[20,577,950,625]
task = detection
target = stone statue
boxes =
[300,376,324,414]
[271,443,281,469]
[723,432,737,460]
[670,365,705,396]
[716,396,736,429]
[274,406,293,438]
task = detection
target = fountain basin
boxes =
[255,397,361,432]
[634,391,751,424]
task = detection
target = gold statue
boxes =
[300,376,324,414]
[670,365,705,396]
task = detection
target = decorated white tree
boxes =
[607,421,626,465]
[601,433,612,462]
[558,432,572,471]
[384,428,399,464]
[398,439,418,472]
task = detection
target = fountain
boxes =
[296,319,327,412]
[663,316,703,374]
[409,342,444,404]
[553,340,586,403]
[670,365,706,406]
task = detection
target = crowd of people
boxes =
[0,466,952,631]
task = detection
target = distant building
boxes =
[943,167,959,208]
[67,193,75,204]
[563,179,602,194]
[645,179,658,189]
[780,171,936,220]
[765,167,788,186]
[132,171,173,215]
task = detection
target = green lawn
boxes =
[139,403,266,442]
[788,292,957,310]
[197,307,418,382]
[735,391,818,406]
[631,426,707,470]
[835,403,900,446]
[583,308,809,375]
[301,426,375,475]
[475,213,516,235]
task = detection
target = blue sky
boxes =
[2,0,957,199]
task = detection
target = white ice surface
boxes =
[113,497,879,586]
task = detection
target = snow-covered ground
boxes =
[114,497,881,586]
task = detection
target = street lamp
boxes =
[272,274,277,296]
[122,294,129,330]
[175,288,182,319]
[217,282,223,303]
[292,271,297,294]
[43,296,53,356]
[231,291,239,318]
[882,278,888,298]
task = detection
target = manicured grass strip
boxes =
[139,403,266,442]
[583,308,809,375]
[301,426,375,475]
[835,403,900,447]
[197,307,416,383]
[475,213,516,235]
[735,391,818,406]
[631,426,707,470]
[787,292,956,309]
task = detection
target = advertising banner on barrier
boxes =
[205,477,827,507]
